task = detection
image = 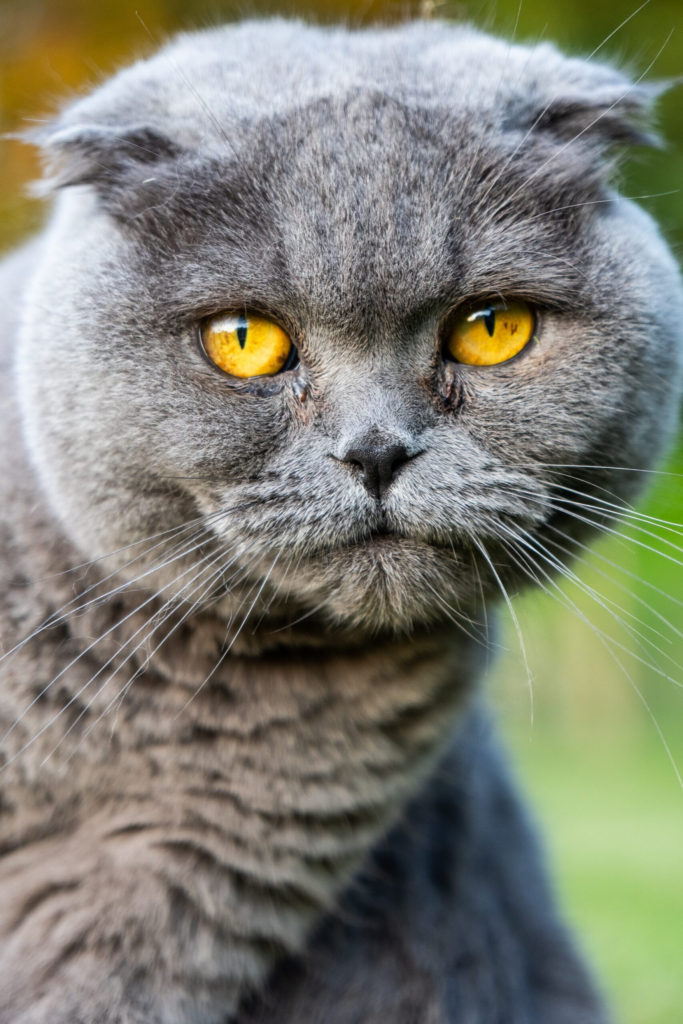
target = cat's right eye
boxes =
[201,313,296,378]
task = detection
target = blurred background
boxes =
[1,0,682,1020]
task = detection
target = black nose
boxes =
[342,441,411,500]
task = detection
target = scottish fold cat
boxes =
[0,18,680,1023]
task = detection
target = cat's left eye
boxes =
[201,313,296,378]
[447,299,535,366]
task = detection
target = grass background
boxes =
[1,0,682,1019]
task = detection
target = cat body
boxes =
[0,19,681,1023]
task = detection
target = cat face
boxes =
[16,21,683,634]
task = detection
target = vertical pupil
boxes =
[484,308,496,337]
[236,315,248,349]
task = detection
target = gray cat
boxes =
[0,17,680,1024]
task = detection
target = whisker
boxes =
[250,549,297,634]
[517,461,683,480]
[0,518,211,674]
[0,539,238,769]
[542,480,683,537]
[16,535,266,769]
[100,540,266,710]
[470,546,492,666]
[500,523,683,686]
[0,527,232,750]
[268,597,330,634]
[47,558,225,765]
[422,578,490,647]
[510,488,683,570]
[51,547,243,766]
[527,190,679,220]
[546,521,683,613]
[497,530,683,791]
[474,537,534,720]
[175,551,282,718]
[0,498,267,681]
[543,537,671,648]
[13,513,208,587]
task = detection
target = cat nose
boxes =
[341,440,412,501]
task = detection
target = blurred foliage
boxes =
[507,733,683,1024]
[3,0,683,255]
[1,0,683,1021]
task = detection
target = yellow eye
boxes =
[201,313,294,378]
[447,299,535,366]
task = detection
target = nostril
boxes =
[341,441,412,500]
[385,446,410,478]
[379,445,410,485]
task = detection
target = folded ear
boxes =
[533,85,662,148]
[512,56,667,150]
[29,122,184,202]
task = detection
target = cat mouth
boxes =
[360,520,415,546]
[343,525,463,565]
[332,523,405,553]
[351,524,432,551]
[367,524,395,541]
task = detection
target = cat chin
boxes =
[274,534,474,635]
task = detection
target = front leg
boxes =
[0,822,263,1024]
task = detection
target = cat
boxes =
[0,17,680,1024]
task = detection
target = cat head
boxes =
[17,20,683,636]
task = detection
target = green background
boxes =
[1,1,682,1020]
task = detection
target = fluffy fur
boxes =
[0,18,681,1023]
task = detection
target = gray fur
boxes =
[0,18,681,1023]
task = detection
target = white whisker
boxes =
[175,551,282,718]
[474,537,534,720]
[497,528,683,791]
